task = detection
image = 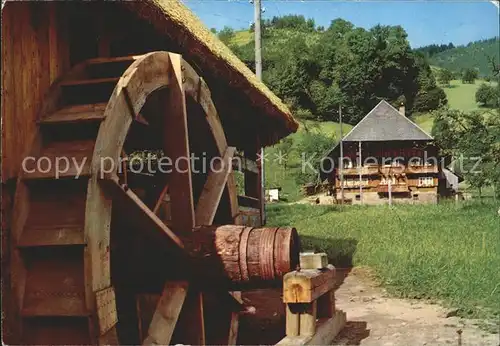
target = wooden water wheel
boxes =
[10,51,299,345]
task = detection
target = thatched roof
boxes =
[123,0,298,146]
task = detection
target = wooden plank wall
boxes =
[1,3,68,342]
[1,2,69,183]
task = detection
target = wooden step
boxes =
[23,248,87,317]
[18,226,85,247]
[23,179,87,230]
[84,56,138,79]
[39,103,107,125]
[22,139,95,179]
[60,77,120,87]
[60,78,119,106]
[22,317,91,345]
[85,55,140,65]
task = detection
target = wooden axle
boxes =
[184,225,300,288]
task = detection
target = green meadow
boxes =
[266,200,500,321]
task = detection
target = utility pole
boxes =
[338,105,344,206]
[358,141,363,204]
[254,0,265,224]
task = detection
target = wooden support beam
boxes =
[286,303,300,337]
[299,301,317,336]
[232,154,259,174]
[172,290,205,345]
[317,290,335,319]
[142,281,188,345]
[276,310,346,346]
[99,177,184,252]
[306,310,346,345]
[237,195,260,209]
[227,312,239,345]
[283,265,336,303]
[195,147,236,225]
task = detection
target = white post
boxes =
[358,141,363,204]
[388,179,392,206]
[339,106,344,206]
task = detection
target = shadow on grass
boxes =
[299,236,358,267]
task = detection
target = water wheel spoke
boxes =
[142,281,189,346]
[163,54,195,234]
[195,146,236,226]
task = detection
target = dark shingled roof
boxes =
[342,100,433,142]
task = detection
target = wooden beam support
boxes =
[99,177,184,252]
[142,281,188,345]
[195,147,236,225]
[283,265,336,303]
[276,310,346,346]
[237,195,260,209]
[286,303,300,337]
[232,154,259,174]
[299,301,317,336]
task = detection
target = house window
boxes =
[393,158,404,166]
[380,176,396,185]
[355,194,361,201]
[418,177,434,187]
[343,160,353,169]
[342,179,368,187]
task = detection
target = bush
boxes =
[412,87,448,112]
[476,83,499,108]
[217,26,235,44]
[461,68,478,84]
[293,131,335,186]
[437,68,453,86]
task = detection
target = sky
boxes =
[184,0,500,48]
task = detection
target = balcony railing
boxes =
[377,184,409,193]
[339,164,439,176]
[405,165,438,174]
[339,165,379,176]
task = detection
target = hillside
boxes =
[221,22,498,201]
[427,37,499,77]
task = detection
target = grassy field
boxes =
[412,79,498,133]
[267,200,500,320]
[229,30,253,46]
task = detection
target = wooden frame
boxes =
[277,256,346,346]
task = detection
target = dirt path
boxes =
[333,268,498,346]
[239,268,499,345]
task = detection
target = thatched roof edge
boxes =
[125,0,299,141]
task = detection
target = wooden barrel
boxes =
[187,225,300,288]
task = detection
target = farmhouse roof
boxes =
[342,100,433,142]
[123,0,298,145]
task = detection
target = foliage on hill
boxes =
[413,42,455,58]
[476,83,500,108]
[425,37,500,77]
[431,107,500,197]
[223,15,446,125]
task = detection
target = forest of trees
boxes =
[423,37,500,77]
[414,43,455,58]
[223,15,447,125]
